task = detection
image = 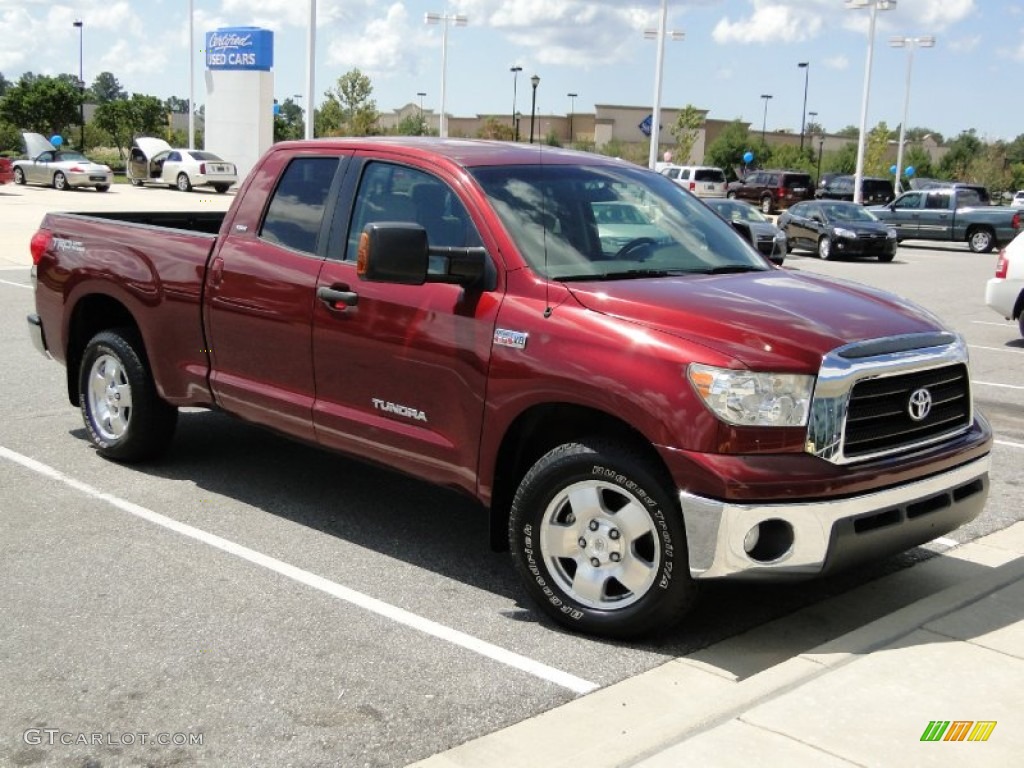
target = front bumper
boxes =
[832,235,897,256]
[680,455,990,579]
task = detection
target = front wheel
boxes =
[79,329,177,462]
[818,235,834,260]
[13,167,25,185]
[509,439,696,638]
[176,173,192,192]
[53,171,69,191]
[967,228,994,254]
[726,191,737,200]
[760,196,773,215]
[130,178,143,187]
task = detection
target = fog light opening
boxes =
[743,519,794,563]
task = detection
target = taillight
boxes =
[30,229,52,266]
[689,181,696,191]
[994,249,1008,279]
[1013,212,1020,230]
[199,163,207,174]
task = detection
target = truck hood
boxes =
[565,270,943,370]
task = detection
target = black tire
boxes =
[95,184,110,192]
[53,171,69,191]
[130,178,143,187]
[726,191,737,200]
[509,439,696,638]
[878,250,895,263]
[13,167,25,185]
[79,329,177,462]
[818,236,834,260]
[760,196,773,215]
[176,173,192,192]
[213,184,230,194]
[967,227,994,254]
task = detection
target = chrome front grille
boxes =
[806,333,973,465]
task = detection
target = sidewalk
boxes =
[413,522,1024,768]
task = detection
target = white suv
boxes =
[985,230,1024,337]
[660,165,727,198]
[1010,190,1024,208]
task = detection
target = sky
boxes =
[1,0,1021,143]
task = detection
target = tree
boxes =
[273,97,305,142]
[321,69,379,137]
[476,117,513,140]
[835,125,860,139]
[164,96,190,114]
[823,142,858,175]
[0,73,81,139]
[900,144,933,181]
[667,104,702,165]
[395,112,428,136]
[90,72,126,103]
[864,121,892,176]
[939,129,983,180]
[704,120,753,180]
[769,144,815,175]
[93,94,167,157]
[0,72,10,97]
[314,99,344,137]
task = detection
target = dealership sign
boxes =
[206,27,273,71]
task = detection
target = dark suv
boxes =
[727,169,814,214]
[815,175,895,205]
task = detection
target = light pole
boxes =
[567,92,577,143]
[890,35,935,194]
[643,0,685,169]
[425,11,468,138]
[847,0,896,203]
[73,19,84,149]
[798,62,810,151]
[417,91,427,134]
[305,0,316,139]
[510,66,522,139]
[529,74,540,143]
[808,110,818,132]
[760,93,772,148]
[817,134,826,185]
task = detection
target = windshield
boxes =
[709,200,767,223]
[470,163,767,280]
[822,204,879,223]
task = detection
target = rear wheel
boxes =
[818,236,834,260]
[726,191,737,200]
[53,172,69,191]
[95,184,110,192]
[509,438,696,638]
[213,184,230,194]
[967,227,994,254]
[79,329,177,462]
[13,167,25,185]
[176,173,192,192]
[760,196,773,215]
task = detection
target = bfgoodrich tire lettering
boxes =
[79,329,177,462]
[509,439,696,638]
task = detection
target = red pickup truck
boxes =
[27,138,992,638]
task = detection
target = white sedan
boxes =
[985,230,1024,337]
[127,137,237,193]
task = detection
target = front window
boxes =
[470,163,768,280]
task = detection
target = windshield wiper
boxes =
[693,265,767,275]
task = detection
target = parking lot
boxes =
[1,183,1022,766]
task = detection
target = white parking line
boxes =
[0,278,31,289]
[995,439,1024,450]
[970,345,1023,354]
[0,445,598,696]
[971,321,1014,327]
[973,380,1024,391]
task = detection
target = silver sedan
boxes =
[13,150,113,192]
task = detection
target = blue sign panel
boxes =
[206,27,273,71]
[638,114,653,137]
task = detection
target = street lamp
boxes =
[529,74,540,143]
[567,92,577,143]
[643,0,685,169]
[890,35,935,194]
[817,133,826,185]
[760,94,772,147]
[510,66,522,139]
[425,11,468,138]
[73,19,84,149]
[798,62,810,151]
[808,110,818,131]
[846,0,896,203]
[417,91,427,134]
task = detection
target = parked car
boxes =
[0,157,12,185]
[985,230,1024,337]
[1010,191,1024,209]
[12,132,112,191]
[592,200,668,256]
[815,175,895,205]
[870,187,1021,253]
[726,169,814,214]
[778,200,898,262]
[127,137,237,193]
[703,197,786,264]
[660,164,727,198]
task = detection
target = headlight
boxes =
[887,228,898,239]
[688,364,813,427]
[833,227,857,239]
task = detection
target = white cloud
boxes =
[949,35,981,53]
[712,1,825,45]
[824,55,849,71]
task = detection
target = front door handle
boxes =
[317,285,358,308]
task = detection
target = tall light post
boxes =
[417,91,427,134]
[847,0,896,204]
[73,19,84,149]
[760,93,772,148]
[643,0,685,169]
[425,11,468,138]
[817,133,826,185]
[188,0,194,148]
[567,92,577,143]
[890,35,935,194]
[798,62,810,151]
[510,65,522,139]
[305,0,316,139]
[529,74,540,143]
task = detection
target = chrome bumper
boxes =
[680,455,990,579]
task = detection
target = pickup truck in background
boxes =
[870,186,1021,253]
[27,138,992,638]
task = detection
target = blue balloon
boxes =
[50,135,63,147]
[905,166,915,177]
[273,102,281,116]
[743,151,754,164]
[890,164,897,174]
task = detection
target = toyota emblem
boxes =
[907,388,933,422]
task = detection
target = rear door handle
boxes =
[317,285,358,308]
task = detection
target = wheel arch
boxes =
[65,294,142,406]
[487,402,672,551]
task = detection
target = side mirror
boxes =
[357,222,491,289]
